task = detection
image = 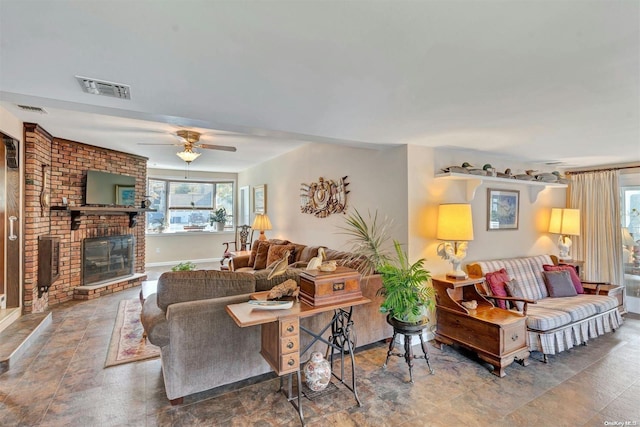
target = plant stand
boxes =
[382,316,434,383]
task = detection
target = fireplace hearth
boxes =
[82,235,134,286]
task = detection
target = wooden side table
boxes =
[432,275,530,377]
[226,293,370,425]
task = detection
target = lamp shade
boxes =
[437,204,474,241]
[548,208,581,236]
[622,227,637,246]
[252,214,272,231]
[176,149,201,163]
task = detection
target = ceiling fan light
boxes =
[176,149,201,163]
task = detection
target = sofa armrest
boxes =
[162,294,270,401]
[140,293,169,347]
[482,295,536,316]
[582,281,609,295]
[230,255,251,271]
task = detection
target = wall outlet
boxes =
[156,248,161,253]
[0,294,5,309]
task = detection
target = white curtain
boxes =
[569,170,622,284]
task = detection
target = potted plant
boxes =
[210,207,227,231]
[339,209,435,327]
[377,241,435,328]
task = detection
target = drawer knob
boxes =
[287,325,295,333]
[288,358,295,366]
[511,333,519,341]
[287,341,294,349]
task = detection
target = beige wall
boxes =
[238,143,408,253]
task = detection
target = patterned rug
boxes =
[105,298,160,368]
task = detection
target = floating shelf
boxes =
[50,206,155,230]
[435,172,568,203]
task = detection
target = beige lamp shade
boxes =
[436,204,474,241]
[252,214,272,241]
[622,227,637,246]
[548,208,581,236]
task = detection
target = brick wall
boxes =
[23,123,148,313]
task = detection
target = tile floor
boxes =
[0,269,639,426]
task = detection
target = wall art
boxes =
[300,176,349,218]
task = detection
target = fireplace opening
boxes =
[82,235,134,286]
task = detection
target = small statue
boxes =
[268,279,300,301]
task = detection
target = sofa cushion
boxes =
[505,278,526,311]
[267,249,292,280]
[266,244,295,267]
[543,264,584,294]
[253,241,272,270]
[543,270,578,297]
[525,255,555,298]
[525,305,573,331]
[299,246,323,262]
[571,294,618,314]
[248,239,261,266]
[156,270,256,311]
[476,258,544,301]
[485,268,510,309]
[535,297,598,322]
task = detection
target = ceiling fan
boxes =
[137,130,237,163]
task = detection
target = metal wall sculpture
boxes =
[300,176,349,218]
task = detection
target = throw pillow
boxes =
[504,278,525,311]
[253,241,271,270]
[267,250,291,280]
[266,244,295,267]
[485,268,511,309]
[542,264,584,294]
[248,239,262,266]
[542,270,578,297]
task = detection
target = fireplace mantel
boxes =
[51,206,156,230]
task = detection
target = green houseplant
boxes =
[210,207,228,231]
[377,241,435,324]
[339,208,435,324]
[171,261,197,271]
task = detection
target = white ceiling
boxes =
[1,1,638,173]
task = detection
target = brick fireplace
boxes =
[23,123,148,313]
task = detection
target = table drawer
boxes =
[501,323,526,354]
[279,352,300,373]
[280,318,299,337]
[280,336,299,354]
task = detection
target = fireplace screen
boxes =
[82,235,134,286]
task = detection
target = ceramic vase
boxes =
[303,351,331,392]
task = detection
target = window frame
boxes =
[145,177,235,234]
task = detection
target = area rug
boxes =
[105,298,160,368]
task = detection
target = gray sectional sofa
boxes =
[141,265,392,404]
[468,255,623,360]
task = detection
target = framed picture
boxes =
[253,184,267,214]
[116,185,135,207]
[487,188,519,230]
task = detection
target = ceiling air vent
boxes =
[17,105,47,114]
[75,76,131,100]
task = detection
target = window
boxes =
[621,186,640,236]
[146,178,234,233]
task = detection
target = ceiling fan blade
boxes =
[199,144,237,152]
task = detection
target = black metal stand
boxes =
[383,320,434,384]
[279,306,361,426]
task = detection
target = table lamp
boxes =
[436,203,474,279]
[622,227,637,263]
[548,208,580,261]
[252,214,272,241]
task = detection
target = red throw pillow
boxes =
[485,268,510,309]
[542,264,583,294]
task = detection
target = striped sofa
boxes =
[468,255,623,360]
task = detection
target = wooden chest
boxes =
[299,267,362,307]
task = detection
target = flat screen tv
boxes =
[85,170,136,206]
